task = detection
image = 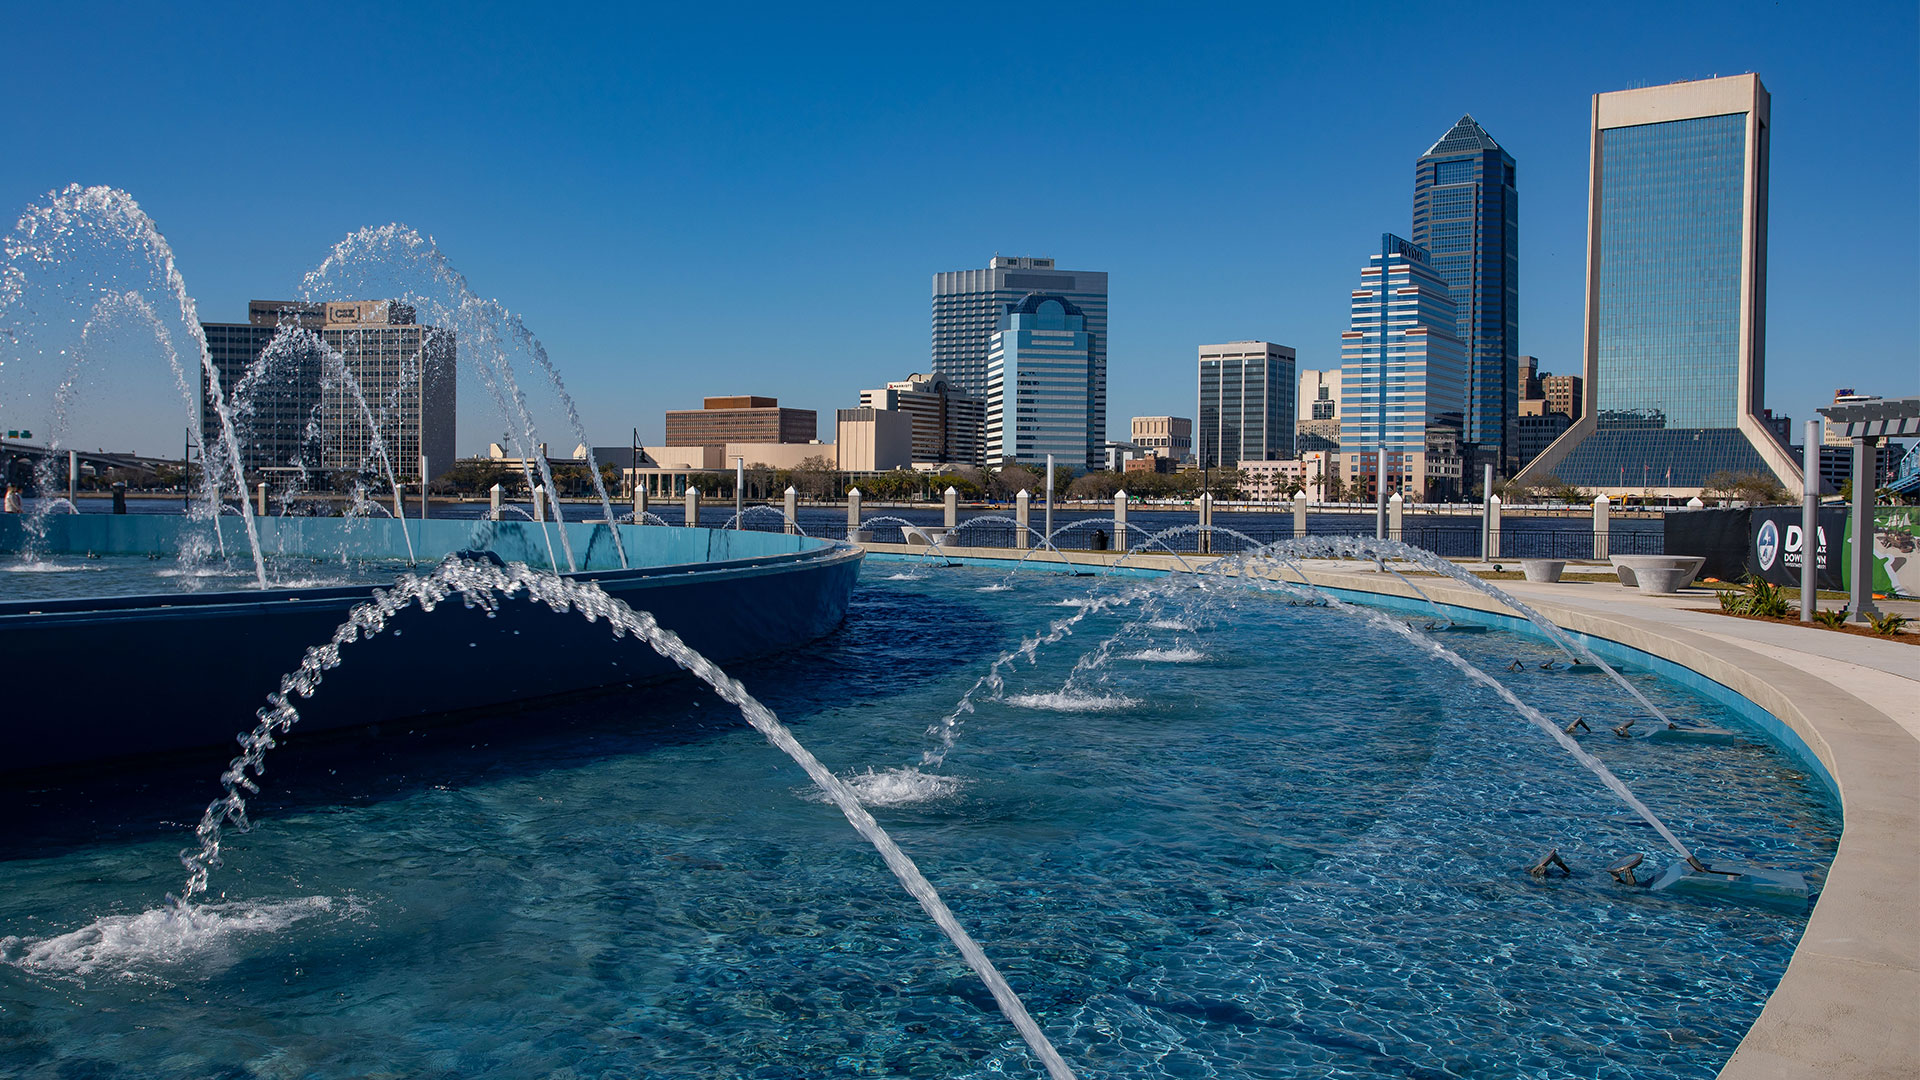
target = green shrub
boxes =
[1743,576,1792,618]
[1868,611,1910,636]
[1813,608,1850,629]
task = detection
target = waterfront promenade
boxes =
[862,539,1918,1080]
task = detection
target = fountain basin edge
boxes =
[1,519,861,773]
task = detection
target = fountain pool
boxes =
[0,562,1837,1078]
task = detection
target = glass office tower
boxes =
[985,294,1099,470]
[1337,235,1466,501]
[1518,74,1800,494]
[933,257,1107,467]
[1413,115,1518,476]
[1196,341,1296,469]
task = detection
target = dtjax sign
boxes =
[1747,507,1845,589]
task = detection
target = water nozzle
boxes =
[1507,660,1524,672]
[1613,719,1636,739]
[1528,848,1571,879]
[1564,718,1590,735]
[1539,659,1558,670]
[1606,853,1644,885]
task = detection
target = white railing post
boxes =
[944,485,959,529]
[489,483,503,522]
[1592,494,1611,561]
[256,482,268,517]
[1293,489,1308,539]
[533,484,546,522]
[1015,489,1030,550]
[633,483,647,524]
[1113,489,1128,552]
[685,487,701,528]
[1488,494,1503,560]
[1388,491,1403,542]
[846,486,862,539]
[784,485,799,535]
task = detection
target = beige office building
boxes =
[835,407,912,472]
[1297,368,1341,452]
[1129,416,1192,462]
[859,373,984,465]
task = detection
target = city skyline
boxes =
[0,5,1912,460]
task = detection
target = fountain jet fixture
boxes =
[1528,849,1571,879]
[1613,719,1636,739]
[1564,718,1590,735]
[1606,853,1645,885]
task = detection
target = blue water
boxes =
[0,565,1836,1078]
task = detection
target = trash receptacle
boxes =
[1092,529,1108,551]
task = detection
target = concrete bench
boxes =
[1609,555,1706,594]
[1521,559,1566,583]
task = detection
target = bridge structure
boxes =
[0,439,183,490]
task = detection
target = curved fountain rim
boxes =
[0,539,861,619]
[889,547,1909,1080]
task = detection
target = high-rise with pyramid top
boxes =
[1414,115,1518,479]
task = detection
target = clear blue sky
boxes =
[2,1,1914,457]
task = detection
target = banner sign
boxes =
[1844,506,1920,599]
[1746,507,1846,590]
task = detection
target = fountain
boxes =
[0,187,1836,1079]
[3,185,268,585]
[719,504,809,534]
[172,554,1073,1079]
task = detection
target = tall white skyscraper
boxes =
[1338,235,1466,500]
[933,256,1107,463]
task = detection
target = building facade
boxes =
[835,407,913,472]
[985,294,1100,470]
[859,373,984,465]
[1197,341,1296,469]
[1238,459,1308,501]
[933,256,1107,463]
[1517,74,1801,495]
[664,396,817,451]
[1338,235,1466,501]
[1414,116,1519,475]
[1542,374,1583,421]
[202,299,455,484]
[1129,415,1192,462]
[1296,368,1342,453]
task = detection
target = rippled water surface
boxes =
[0,562,1838,1078]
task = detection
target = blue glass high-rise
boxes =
[1517,75,1802,495]
[1413,116,1517,477]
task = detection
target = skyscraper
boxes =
[985,294,1100,470]
[1196,342,1296,470]
[1413,115,1518,476]
[1338,235,1466,500]
[1517,74,1801,494]
[202,299,455,484]
[933,256,1107,463]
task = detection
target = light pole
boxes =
[734,455,745,529]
